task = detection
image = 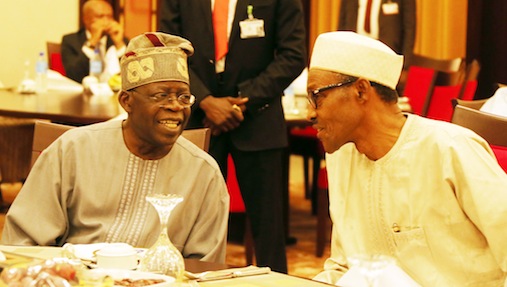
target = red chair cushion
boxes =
[426,81,477,122]
[50,53,66,76]
[403,66,435,115]
[491,145,507,173]
[227,155,246,213]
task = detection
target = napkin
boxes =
[184,265,271,281]
[337,264,421,287]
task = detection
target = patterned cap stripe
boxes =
[145,33,164,47]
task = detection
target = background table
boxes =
[0,89,121,125]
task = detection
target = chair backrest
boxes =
[457,59,481,100]
[31,121,74,167]
[31,121,211,167]
[46,41,66,76]
[181,128,211,152]
[451,98,488,110]
[425,59,481,122]
[425,80,478,122]
[451,105,507,147]
[403,54,464,116]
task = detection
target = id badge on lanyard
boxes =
[382,1,399,15]
[239,5,265,39]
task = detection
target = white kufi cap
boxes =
[310,31,403,89]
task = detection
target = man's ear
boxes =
[355,78,372,101]
[118,90,132,113]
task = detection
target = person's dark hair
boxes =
[370,82,399,103]
[335,73,398,103]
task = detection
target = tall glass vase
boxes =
[138,194,185,281]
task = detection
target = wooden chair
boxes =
[31,121,73,167]
[451,98,488,110]
[403,54,464,117]
[451,105,507,147]
[451,105,507,172]
[424,59,480,122]
[46,41,66,75]
[179,128,211,152]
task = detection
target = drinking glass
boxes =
[347,254,395,287]
[138,193,185,281]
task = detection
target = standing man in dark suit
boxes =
[158,0,307,273]
[61,0,128,83]
[339,0,415,90]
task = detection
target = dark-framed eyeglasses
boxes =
[307,80,356,109]
[131,89,196,108]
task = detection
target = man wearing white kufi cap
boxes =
[308,32,507,286]
[3,32,230,266]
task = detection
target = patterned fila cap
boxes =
[120,32,194,91]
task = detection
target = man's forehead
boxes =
[308,69,341,87]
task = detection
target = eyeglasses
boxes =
[307,80,356,109]
[131,89,196,108]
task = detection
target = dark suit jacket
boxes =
[61,29,128,83]
[158,0,307,151]
[339,0,415,68]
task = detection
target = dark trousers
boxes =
[210,133,288,273]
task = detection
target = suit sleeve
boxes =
[61,33,91,83]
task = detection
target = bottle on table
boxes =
[35,52,48,93]
[89,48,103,81]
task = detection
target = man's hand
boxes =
[201,96,249,135]
[88,19,108,47]
[105,20,126,49]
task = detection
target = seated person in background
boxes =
[61,0,128,84]
[480,86,507,118]
[2,32,230,263]
[307,32,507,286]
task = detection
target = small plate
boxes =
[80,268,175,287]
[63,243,146,268]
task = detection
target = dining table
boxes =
[0,245,335,287]
[0,70,123,126]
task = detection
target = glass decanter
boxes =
[138,193,185,281]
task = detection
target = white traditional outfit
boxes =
[309,32,507,286]
[316,114,507,286]
[2,120,229,263]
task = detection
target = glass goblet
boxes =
[347,254,395,287]
[138,193,185,281]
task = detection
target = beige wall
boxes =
[0,0,79,88]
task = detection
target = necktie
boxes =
[213,0,229,61]
[364,0,373,33]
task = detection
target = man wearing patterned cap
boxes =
[308,32,507,286]
[2,32,230,264]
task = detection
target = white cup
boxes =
[96,243,138,270]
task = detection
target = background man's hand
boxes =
[201,96,249,135]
